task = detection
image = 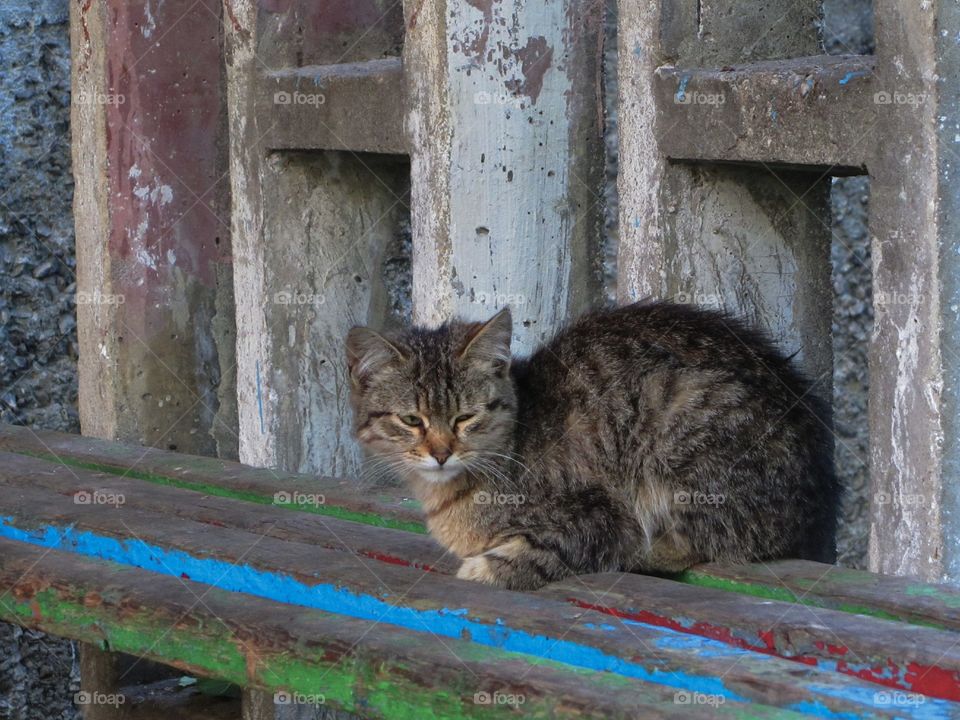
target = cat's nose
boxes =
[431,448,452,466]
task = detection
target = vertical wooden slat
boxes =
[404,0,605,352]
[868,0,960,581]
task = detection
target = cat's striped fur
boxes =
[346,302,837,590]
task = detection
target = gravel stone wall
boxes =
[822,0,873,569]
[0,1,82,718]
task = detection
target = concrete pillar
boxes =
[404,0,606,353]
[224,2,408,477]
[71,0,236,456]
[617,0,833,387]
[868,0,960,581]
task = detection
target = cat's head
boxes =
[346,309,517,485]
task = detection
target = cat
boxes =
[346,301,837,591]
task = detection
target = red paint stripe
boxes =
[567,599,960,701]
[358,549,438,573]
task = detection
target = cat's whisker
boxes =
[462,455,514,495]
[474,450,536,480]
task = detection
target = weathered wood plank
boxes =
[0,425,425,534]
[6,427,960,636]
[18,453,960,703]
[2,541,784,720]
[0,451,453,574]
[0,481,945,717]
[654,55,874,172]
[256,59,406,154]
[543,573,960,702]
[16,450,960,702]
[680,561,960,632]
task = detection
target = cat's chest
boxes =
[426,507,492,559]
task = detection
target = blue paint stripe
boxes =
[2,518,954,719]
[838,70,868,85]
[675,74,691,104]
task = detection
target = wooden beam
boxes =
[15,448,960,702]
[8,427,960,636]
[654,55,874,173]
[0,479,923,716]
[1,540,741,720]
[256,59,406,154]
[0,450,450,573]
[680,561,960,632]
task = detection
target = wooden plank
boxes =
[679,561,960,632]
[1,541,784,720]
[0,425,426,534]
[6,427,960,635]
[256,59,406,154]
[543,573,960,702]
[0,451,453,574]
[654,55,874,172]
[15,449,960,703]
[32,455,960,705]
[0,481,945,717]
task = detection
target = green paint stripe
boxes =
[0,587,796,720]
[15,450,428,535]
[676,570,947,630]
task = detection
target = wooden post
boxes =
[404,0,605,353]
[868,0,960,581]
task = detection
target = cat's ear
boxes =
[346,327,406,388]
[458,308,512,374]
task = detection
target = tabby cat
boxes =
[346,302,836,590]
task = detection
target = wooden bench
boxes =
[2,424,959,718]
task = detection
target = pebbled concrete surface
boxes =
[822,0,872,569]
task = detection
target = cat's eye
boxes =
[454,413,475,425]
[398,414,424,427]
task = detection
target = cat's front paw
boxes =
[457,555,498,584]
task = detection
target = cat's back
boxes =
[511,300,828,450]
[517,300,801,384]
